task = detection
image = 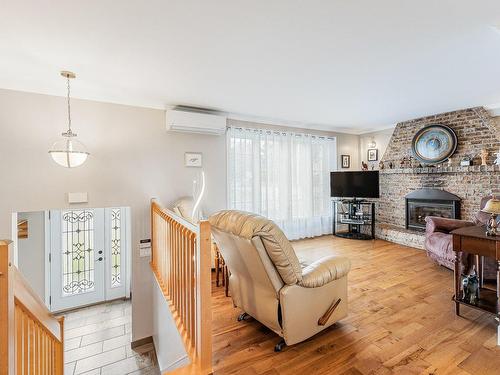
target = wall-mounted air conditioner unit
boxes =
[166,109,227,135]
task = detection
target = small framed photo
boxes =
[367,149,378,162]
[341,155,350,169]
[185,152,202,167]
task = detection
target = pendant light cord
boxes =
[67,75,72,134]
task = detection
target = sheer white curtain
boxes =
[227,126,337,240]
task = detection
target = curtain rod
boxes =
[227,126,336,140]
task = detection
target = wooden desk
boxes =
[452,225,500,345]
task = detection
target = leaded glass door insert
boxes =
[61,210,96,295]
[105,207,127,300]
[50,208,105,311]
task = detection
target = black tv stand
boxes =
[332,199,375,240]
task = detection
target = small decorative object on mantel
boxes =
[367,148,378,162]
[341,154,350,169]
[412,124,458,164]
[185,152,203,167]
[480,149,489,166]
[447,158,452,167]
[379,160,385,170]
[494,150,500,166]
[361,161,368,171]
[389,161,394,169]
[482,196,500,236]
[460,155,473,167]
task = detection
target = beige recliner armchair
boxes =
[209,210,351,351]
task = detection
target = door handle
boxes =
[98,250,103,254]
[98,257,103,261]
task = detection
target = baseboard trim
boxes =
[131,336,153,348]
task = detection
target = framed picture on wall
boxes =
[185,152,203,167]
[367,149,378,162]
[341,155,350,168]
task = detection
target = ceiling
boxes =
[1,1,500,134]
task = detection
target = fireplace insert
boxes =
[405,188,460,230]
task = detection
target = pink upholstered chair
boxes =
[424,195,496,278]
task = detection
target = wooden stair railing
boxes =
[150,200,212,374]
[0,240,64,375]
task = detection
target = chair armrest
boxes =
[425,216,474,234]
[299,256,351,288]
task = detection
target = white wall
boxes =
[17,211,45,300]
[0,88,226,342]
[0,88,364,345]
[152,277,189,372]
[358,127,395,170]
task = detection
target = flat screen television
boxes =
[330,171,380,198]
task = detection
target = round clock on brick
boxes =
[412,124,458,164]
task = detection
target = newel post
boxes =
[198,221,213,373]
[0,240,15,375]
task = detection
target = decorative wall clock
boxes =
[411,124,458,164]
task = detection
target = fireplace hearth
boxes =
[405,188,461,231]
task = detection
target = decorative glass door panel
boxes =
[50,208,104,311]
[61,210,96,295]
[105,207,127,300]
[50,207,128,312]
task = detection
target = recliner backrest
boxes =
[209,210,302,285]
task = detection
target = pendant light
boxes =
[49,71,89,168]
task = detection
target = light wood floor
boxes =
[211,236,500,375]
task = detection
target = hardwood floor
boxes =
[211,236,500,375]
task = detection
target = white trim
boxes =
[44,210,51,308]
[125,207,132,299]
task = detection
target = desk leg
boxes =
[455,251,462,316]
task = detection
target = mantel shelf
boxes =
[379,165,500,175]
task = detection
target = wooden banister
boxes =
[0,240,64,374]
[150,200,212,374]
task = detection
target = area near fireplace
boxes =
[376,107,500,249]
[405,188,460,231]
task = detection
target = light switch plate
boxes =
[68,192,88,204]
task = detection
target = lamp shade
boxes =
[482,197,500,215]
[49,135,89,168]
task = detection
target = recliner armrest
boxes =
[425,216,474,234]
[299,256,351,288]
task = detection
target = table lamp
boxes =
[482,196,500,236]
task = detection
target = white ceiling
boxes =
[1,1,500,134]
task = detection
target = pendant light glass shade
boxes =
[49,71,89,168]
[49,133,89,168]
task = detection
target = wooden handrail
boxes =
[0,240,64,374]
[150,200,212,374]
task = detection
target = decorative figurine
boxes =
[460,155,473,167]
[466,274,479,305]
[389,161,394,169]
[461,274,470,302]
[480,149,488,166]
[400,156,407,168]
[379,160,385,170]
[361,161,368,171]
[447,158,452,167]
[494,150,500,166]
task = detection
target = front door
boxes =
[49,207,127,312]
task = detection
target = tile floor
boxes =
[57,299,160,375]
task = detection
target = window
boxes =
[227,126,337,240]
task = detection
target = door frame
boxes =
[46,206,131,311]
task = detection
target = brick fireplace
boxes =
[376,107,500,249]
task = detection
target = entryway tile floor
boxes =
[57,299,160,375]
